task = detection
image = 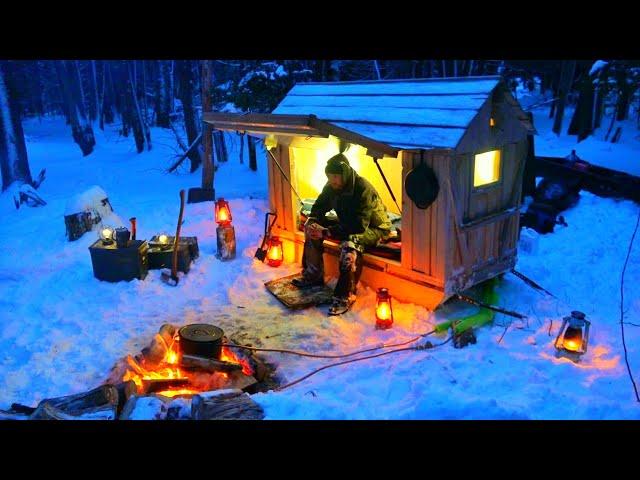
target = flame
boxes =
[563,338,581,352]
[158,234,169,244]
[267,244,283,262]
[217,207,229,223]
[220,345,253,376]
[376,301,392,321]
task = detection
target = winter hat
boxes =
[325,153,349,176]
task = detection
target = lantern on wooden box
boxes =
[554,311,590,362]
[375,288,394,329]
[266,236,283,267]
[215,198,232,226]
[157,233,170,247]
[99,226,115,245]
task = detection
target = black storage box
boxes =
[89,239,149,282]
[147,236,199,273]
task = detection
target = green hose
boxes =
[436,278,499,335]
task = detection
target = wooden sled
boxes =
[264,273,334,310]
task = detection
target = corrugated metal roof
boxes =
[272,76,502,149]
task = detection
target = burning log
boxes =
[191,390,264,420]
[159,323,177,344]
[142,378,190,394]
[30,384,119,419]
[31,402,117,420]
[180,354,243,373]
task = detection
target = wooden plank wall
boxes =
[450,138,528,279]
[401,150,451,283]
[268,144,295,234]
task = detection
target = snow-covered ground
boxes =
[1,113,639,420]
[521,89,640,177]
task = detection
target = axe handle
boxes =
[171,190,186,279]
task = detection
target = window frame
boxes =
[471,148,503,192]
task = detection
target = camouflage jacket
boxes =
[308,164,392,242]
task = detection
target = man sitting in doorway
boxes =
[292,152,392,315]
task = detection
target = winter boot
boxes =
[328,294,356,316]
[291,275,324,289]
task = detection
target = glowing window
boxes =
[473,150,501,187]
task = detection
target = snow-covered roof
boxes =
[272,76,503,150]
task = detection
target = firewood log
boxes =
[31,402,117,420]
[142,378,190,394]
[180,354,242,373]
[191,390,264,420]
[113,380,137,414]
[0,410,30,420]
[31,384,119,417]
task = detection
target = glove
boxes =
[304,219,325,240]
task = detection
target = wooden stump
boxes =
[30,384,119,419]
[64,211,96,241]
[216,225,236,260]
[191,390,264,420]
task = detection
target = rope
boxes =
[275,336,453,391]
[224,329,436,360]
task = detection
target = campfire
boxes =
[121,324,255,398]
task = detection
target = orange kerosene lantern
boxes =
[375,288,394,329]
[266,236,283,267]
[215,198,232,226]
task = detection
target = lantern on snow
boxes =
[99,226,115,245]
[554,311,590,362]
[215,198,232,226]
[375,288,394,329]
[266,236,283,267]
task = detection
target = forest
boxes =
[1,59,639,202]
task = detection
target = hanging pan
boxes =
[404,162,440,209]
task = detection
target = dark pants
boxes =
[301,227,387,298]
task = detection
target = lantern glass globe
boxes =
[100,226,115,244]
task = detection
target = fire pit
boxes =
[114,323,266,399]
[1,323,278,420]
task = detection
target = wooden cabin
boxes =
[203,76,535,310]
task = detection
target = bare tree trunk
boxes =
[248,135,257,171]
[101,61,115,126]
[154,60,171,128]
[468,60,474,76]
[441,60,446,77]
[92,60,102,129]
[201,59,214,189]
[0,61,33,191]
[568,73,595,142]
[55,60,96,156]
[176,60,201,172]
[453,60,458,77]
[552,60,576,135]
[127,61,150,152]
